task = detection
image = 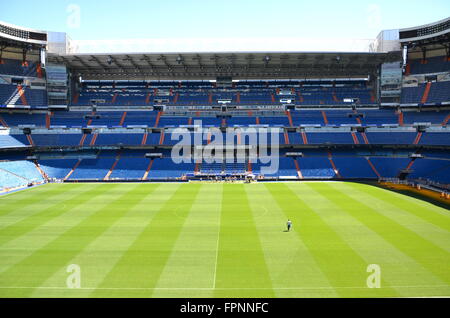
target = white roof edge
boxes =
[0,20,47,34]
[399,29,450,43]
[399,16,450,32]
[57,50,387,57]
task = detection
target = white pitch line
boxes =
[212,203,222,290]
[0,285,448,291]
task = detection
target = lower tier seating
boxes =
[2,149,448,191]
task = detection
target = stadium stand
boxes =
[0,59,38,77]
[0,20,449,192]
[71,80,377,107]
[0,160,44,190]
[401,54,450,106]
[406,56,450,75]
[4,108,450,129]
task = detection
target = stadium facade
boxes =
[0,17,449,197]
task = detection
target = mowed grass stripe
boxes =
[266,183,395,297]
[214,184,274,298]
[0,184,101,246]
[349,183,450,232]
[298,182,447,297]
[0,183,56,202]
[320,182,450,285]
[0,184,77,218]
[1,182,448,298]
[0,184,89,230]
[374,186,450,217]
[90,184,201,298]
[340,183,450,253]
[0,184,116,275]
[245,184,338,298]
[30,183,168,298]
[0,183,150,297]
[151,184,223,298]
[343,183,450,254]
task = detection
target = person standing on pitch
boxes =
[287,219,292,232]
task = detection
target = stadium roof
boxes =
[48,51,401,80]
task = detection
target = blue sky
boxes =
[2,0,449,40]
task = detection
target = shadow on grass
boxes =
[356,181,450,211]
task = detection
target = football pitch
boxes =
[0,181,449,298]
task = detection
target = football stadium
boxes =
[0,4,449,300]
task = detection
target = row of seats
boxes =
[0,84,17,106]
[2,131,449,147]
[1,109,449,128]
[74,89,375,106]
[406,56,450,75]
[73,81,375,106]
[0,84,47,107]
[0,58,39,77]
[2,154,448,188]
[401,81,450,104]
[0,160,44,190]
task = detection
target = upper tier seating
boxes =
[401,84,426,104]
[72,80,376,107]
[418,132,450,145]
[0,84,47,108]
[426,81,450,104]
[0,111,449,149]
[7,109,450,129]
[403,111,449,124]
[0,109,365,128]
[401,81,450,105]
[365,132,416,144]
[407,56,450,75]
[0,59,38,77]
[0,112,46,127]
[0,84,17,106]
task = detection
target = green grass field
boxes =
[0,181,449,298]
